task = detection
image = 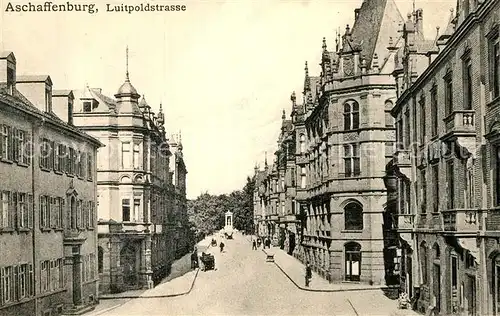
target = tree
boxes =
[187,176,256,237]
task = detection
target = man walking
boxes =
[305,262,312,287]
[252,240,257,250]
[220,241,225,252]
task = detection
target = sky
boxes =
[0,0,456,198]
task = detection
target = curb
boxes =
[99,240,212,300]
[261,248,387,293]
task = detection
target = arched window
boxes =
[98,246,104,274]
[344,202,363,230]
[345,242,362,281]
[433,243,440,259]
[420,242,428,284]
[344,100,359,130]
[299,134,306,153]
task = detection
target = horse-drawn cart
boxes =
[200,253,215,271]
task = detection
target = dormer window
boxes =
[82,100,99,112]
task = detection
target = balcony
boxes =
[108,222,150,234]
[442,111,477,156]
[63,229,87,245]
[394,150,411,177]
[486,208,500,232]
[396,214,415,231]
[442,209,482,234]
[443,110,475,136]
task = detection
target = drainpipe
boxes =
[32,117,44,316]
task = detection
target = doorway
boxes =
[120,242,139,286]
[345,242,361,282]
[466,275,476,316]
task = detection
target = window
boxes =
[83,101,92,112]
[45,88,51,112]
[344,202,363,230]
[421,169,427,214]
[300,167,307,189]
[57,144,65,173]
[419,96,426,144]
[0,125,10,159]
[133,143,141,169]
[343,100,359,130]
[465,160,474,208]
[122,142,131,169]
[40,195,49,229]
[343,144,360,177]
[67,147,75,174]
[445,73,453,116]
[40,139,51,169]
[404,110,410,148]
[451,255,459,290]
[133,199,140,222]
[464,58,473,110]
[17,193,28,228]
[6,67,14,95]
[299,134,306,154]
[432,164,439,213]
[447,160,455,209]
[281,201,285,214]
[1,266,12,303]
[77,200,83,229]
[0,191,11,229]
[40,261,49,292]
[98,247,104,274]
[431,86,438,136]
[122,199,130,222]
[492,33,500,98]
[420,242,428,283]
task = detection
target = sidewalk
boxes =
[262,246,387,292]
[99,236,212,299]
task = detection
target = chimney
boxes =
[0,52,16,95]
[16,75,53,112]
[416,9,424,35]
[52,90,74,125]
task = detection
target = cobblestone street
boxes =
[88,233,419,316]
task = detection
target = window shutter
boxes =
[15,192,21,229]
[12,127,17,162]
[27,194,33,229]
[39,138,43,168]
[7,127,13,161]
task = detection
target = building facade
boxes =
[253,0,406,285]
[0,52,102,316]
[168,134,190,259]
[297,0,403,285]
[386,0,500,315]
[71,59,190,294]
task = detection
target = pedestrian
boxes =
[220,241,225,252]
[305,262,312,287]
[252,240,257,250]
[191,248,198,269]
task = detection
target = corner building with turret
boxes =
[71,54,190,294]
[293,0,404,285]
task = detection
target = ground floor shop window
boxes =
[345,242,361,281]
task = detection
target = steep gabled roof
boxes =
[346,0,404,69]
